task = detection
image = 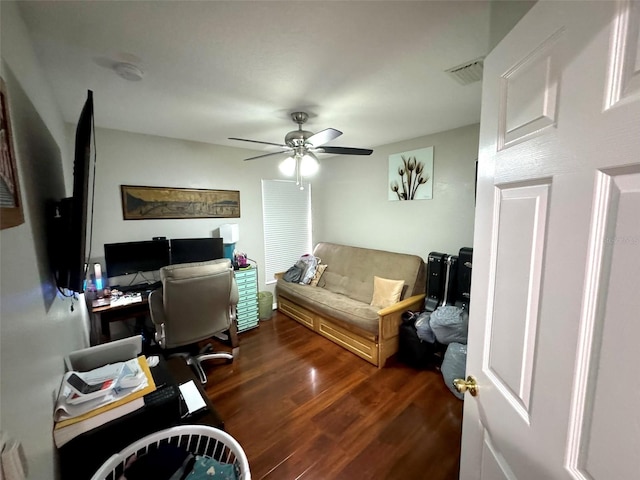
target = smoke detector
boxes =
[445,57,484,86]
[114,62,144,81]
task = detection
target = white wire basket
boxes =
[90,425,251,480]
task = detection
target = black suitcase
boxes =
[456,247,473,307]
[426,252,447,312]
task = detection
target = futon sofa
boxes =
[275,242,426,367]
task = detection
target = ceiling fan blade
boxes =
[229,137,288,148]
[306,128,342,147]
[317,146,373,155]
[243,150,292,161]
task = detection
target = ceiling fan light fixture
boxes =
[300,152,319,176]
[279,156,296,176]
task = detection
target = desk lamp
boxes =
[94,263,103,290]
[220,224,239,260]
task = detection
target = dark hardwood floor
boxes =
[203,311,463,480]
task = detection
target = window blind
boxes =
[262,180,312,284]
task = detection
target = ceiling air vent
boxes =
[445,57,484,86]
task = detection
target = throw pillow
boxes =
[309,264,328,287]
[370,276,404,309]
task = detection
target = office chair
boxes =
[148,259,239,384]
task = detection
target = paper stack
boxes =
[53,356,156,447]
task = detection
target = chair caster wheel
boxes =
[226,358,233,364]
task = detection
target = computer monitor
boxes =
[104,240,171,278]
[170,238,224,265]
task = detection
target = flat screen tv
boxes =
[51,90,94,293]
[170,238,224,265]
[104,240,171,279]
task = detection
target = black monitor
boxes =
[170,238,224,265]
[104,240,171,278]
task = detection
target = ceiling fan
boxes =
[229,112,373,163]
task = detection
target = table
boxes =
[88,294,239,352]
[58,357,225,479]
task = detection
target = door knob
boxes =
[453,375,478,397]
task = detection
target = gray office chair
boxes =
[148,259,239,384]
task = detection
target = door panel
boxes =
[487,181,549,416]
[566,166,640,480]
[500,29,561,149]
[605,0,640,107]
[480,432,517,480]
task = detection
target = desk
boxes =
[89,295,150,345]
[88,295,240,351]
[58,357,225,479]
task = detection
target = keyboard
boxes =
[144,385,179,407]
[117,281,162,293]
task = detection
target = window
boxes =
[262,180,312,284]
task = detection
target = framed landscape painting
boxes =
[388,146,434,201]
[121,185,240,220]
[0,77,24,229]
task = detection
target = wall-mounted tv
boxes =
[170,237,224,265]
[50,90,94,293]
[104,240,171,278]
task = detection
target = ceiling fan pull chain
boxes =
[296,156,303,189]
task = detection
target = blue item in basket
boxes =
[188,455,239,480]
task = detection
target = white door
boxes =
[459,1,640,479]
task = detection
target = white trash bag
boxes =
[441,342,467,400]
[430,305,468,345]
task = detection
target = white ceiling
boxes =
[17,1,496,155]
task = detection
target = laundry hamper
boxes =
[90,425,251,480]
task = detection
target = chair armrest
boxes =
[230,276,239,306]
[377,293,425,341]
[377,293,425,316]
[148,289,167,347]
[148,288,165,326]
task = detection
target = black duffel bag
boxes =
[397,311,445,369]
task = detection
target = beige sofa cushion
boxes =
[312,242,425,304]
[276,280,379,336]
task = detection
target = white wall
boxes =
[314,123,479,259]
[89,121,479,299]
[90,122,479,294]
[88,126,289,291]
[0,2,90,479]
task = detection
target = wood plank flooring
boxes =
[203,312,463,480]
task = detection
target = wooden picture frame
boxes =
[0,77,24,229]
[121,185,240,220]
